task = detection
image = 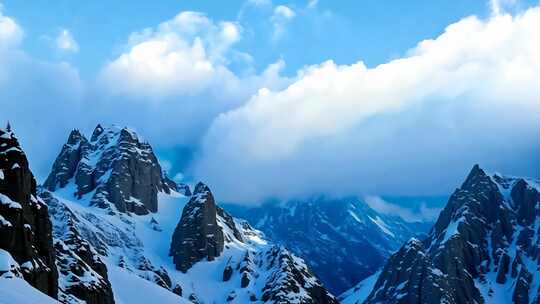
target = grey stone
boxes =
[169,182,224,272]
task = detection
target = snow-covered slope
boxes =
[225,197,432,294]
[40,125,337,304]
[0,249,57,304]
[341,165,540,304]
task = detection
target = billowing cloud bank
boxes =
[1,4,540,203]
[193,8,540,202]
[0,10,290,178]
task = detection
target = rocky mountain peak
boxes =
[44,124,182,215]
[66,129,86,145]
[169,182,225,272]
[0,127,58,298]
[460,163,500,195]
[90,124,104,141]
[344,164,540,304]
[193,182,210,196]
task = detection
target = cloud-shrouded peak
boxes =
[193,7,540,203]
[55,29,79,53]
[0,7,23,48]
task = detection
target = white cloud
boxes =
[274,5,296,19]
[271,5,296,41]
[0,8,23,48]
[94,10,292,159]
[0,8,292,180]
[0,52,85,179]
[193,7,540,203]
[99,11,292,101]
[55,29,79,53]
[247,0,272,7]
[364,196,441,222]
[307,0,318,9]
[99,12,246,98]
[490,0,518,15]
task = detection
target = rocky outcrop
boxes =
[44,124,187,215]
[0,126,58,298]
[347,165,540,304]
[169,182,225,272]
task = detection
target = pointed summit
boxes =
[461,164,488,188]
[66,129,87,145]
[43,129,89,191]
[193,182,211,196]
[346,165,540,304]
[170,182,224,272]
[44,125,175,215]
[6,121,11,132]
[90,124,105,142]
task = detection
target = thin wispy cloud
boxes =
[55,29,79,53]
[271,5,296,41]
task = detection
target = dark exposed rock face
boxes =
[169,182,225,272]
[224,197,434,294]
[44,124,186,215]
[261,246,339,304]
[0,127,58,298]
[353,165,540,304]
[223,264,233,281]
[40,190,115,304]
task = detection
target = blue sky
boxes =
[2,0,519,77]
[1,0,540,203]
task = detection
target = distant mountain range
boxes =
[224,197,436,294]
[3,123,538,304]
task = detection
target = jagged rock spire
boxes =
[169,182,225,272]
[44,124,178,215]
[90,124,104,142]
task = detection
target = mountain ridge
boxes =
[341,164,540,304]
[224,196,434,294]
[22,124,337,304]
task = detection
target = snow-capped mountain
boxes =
[341,165,540,304]
[43,124,188,215]
[225,197,432,294]
[2,124,337,303]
